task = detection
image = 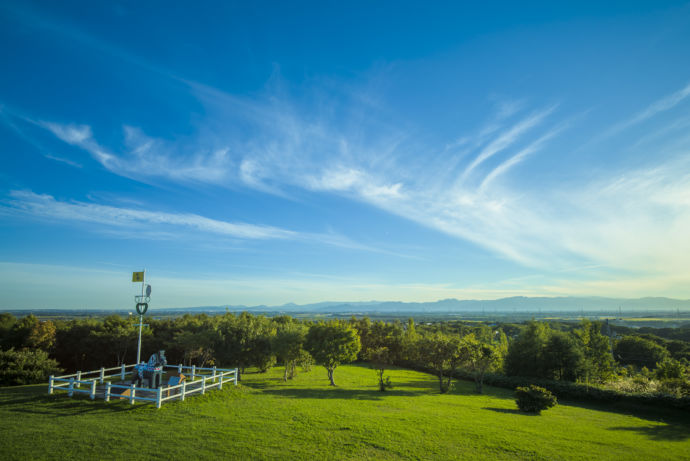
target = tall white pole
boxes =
[136,269,145,364]
[136,314,143,364]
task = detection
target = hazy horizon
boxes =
[2,2,690,309]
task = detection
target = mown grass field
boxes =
[1,364,689,460]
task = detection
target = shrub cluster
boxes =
[450,369,690,411]
[515,385,557,414]
[0,349,61,386]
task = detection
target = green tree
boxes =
[8,314,40,350]
[53,318,102,371]
[416,333,465,394]
[350,316,373,360]
[462,334,501,393]
[306,322,361,386]
[504,321,550,378]
[174,329,217,367]
[614,336,670,369]
[574,320,615,383]
[406,318,416,338]
[542,331,585,381]
[364,321,404,388]
[272,324,309,381]
[367,346,394,391]
[89,315,136,365]
[0,313,18,349]
[216,312,276,379]
[27,320,57,351]
[400,318,418,363]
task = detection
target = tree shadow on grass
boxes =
[240,378,282,390]
[9,398,136,416]
[556,398,690,429]
[440,376,690,427]
[609,424,690,441]
[0,385,138,415]
[482,407,539,416]
[259,386,428,401]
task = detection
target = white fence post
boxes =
[105,382,111,402]
[218,372,223,390]
[48,375,54,395]
[180,381,186,401]
[100,367,105,384]
[191,365,196,380]
[76,371,81,388]
[156,387,163,409]
[90,380,97,400]
[202,376,206,394]
[178,363,182,374]
[130,384,136,405]
[68,378,74,397]
[121,364,126,380]
[234,368,238,385]
[212,366,217,382]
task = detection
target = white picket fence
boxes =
[48,364,238,408]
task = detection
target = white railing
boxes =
[48,364,238,408]
[49,364,137,392]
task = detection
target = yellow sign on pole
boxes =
[132,271,144,282]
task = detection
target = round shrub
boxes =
[515,385,557,414]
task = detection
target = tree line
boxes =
[0,312,688,397]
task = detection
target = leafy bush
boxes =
[607,376,657,394]
[0,348,62,386]
[658,378,690,398]
[515,385,557,414]
[445,368,690,412]
[655,358,686,380]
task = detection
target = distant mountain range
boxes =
[7,296,690,316]
[174,296,690,314]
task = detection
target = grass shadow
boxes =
[259,386,428,401]
[0,385,140,416]
[9,398,136,416]
[609,424,690,441]
[482,407,539,416]
[448,376,690,427]
[555,397,690,429]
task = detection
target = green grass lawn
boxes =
[1,364,689,460]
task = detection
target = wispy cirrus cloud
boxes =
[1,190,380,252]
[624,81,690,128]
[600,81,690,139]
[24,81,690,277]
[3,190,297,240]
[479,123,567,192]
[43,154,82,168]
[6,12,690,291]
[37,121,235,184]
[458,106,555,185]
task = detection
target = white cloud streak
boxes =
[479,124,566,192]
[2,190,392,254]
[602,81,690,138]
[12,66,690,292]
[5,190,298,240]
[626,81,690,127]
[459,106,555,184]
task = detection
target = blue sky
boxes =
[1,1,690,309]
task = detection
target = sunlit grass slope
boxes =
[1,364,688,460]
